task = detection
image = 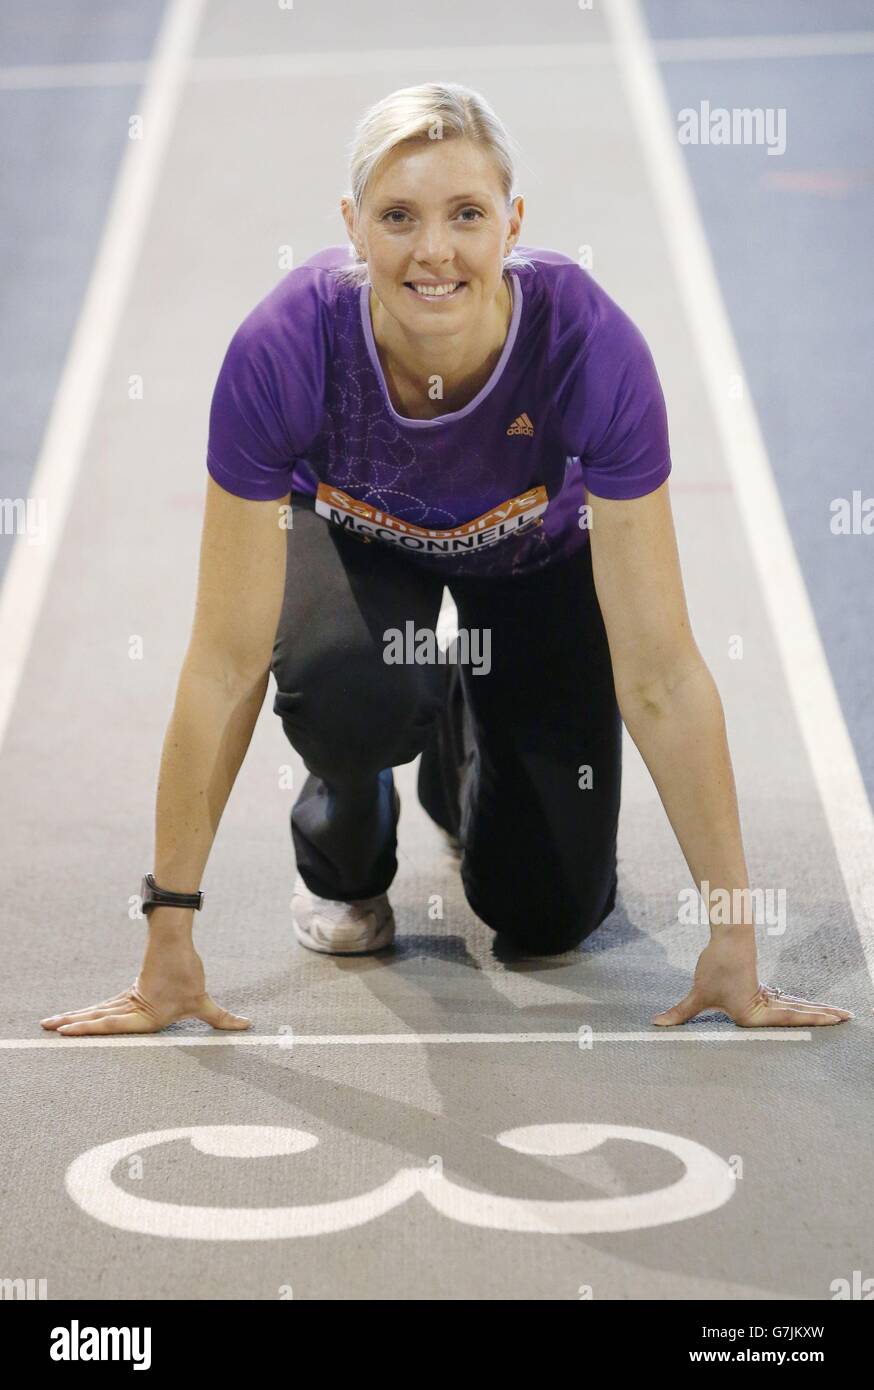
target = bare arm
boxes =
[41,476,291,1035]
[587,481,748,914]
[152,475,291,911]
[587,480,850,1028]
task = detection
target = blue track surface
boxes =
[644,0,874,800]
[0,0,166,570]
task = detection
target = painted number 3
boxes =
[66,1123,735,1238]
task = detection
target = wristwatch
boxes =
[140,872,204,916]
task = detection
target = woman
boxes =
[41,83,850,1035]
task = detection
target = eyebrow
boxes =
[375,193,491,206]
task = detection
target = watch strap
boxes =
[140,872,204,915]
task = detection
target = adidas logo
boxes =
[506,412,534,437]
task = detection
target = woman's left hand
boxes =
[652,936,854,1028]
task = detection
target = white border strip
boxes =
[1,1030,811,1049]
[2,31,873,90]
[0,0,207,753]
[0,59,149,90]
[606,0,874,991]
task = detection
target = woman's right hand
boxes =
[39,941,251,1036]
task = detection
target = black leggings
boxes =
[270,498,622,954]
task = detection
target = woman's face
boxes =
[343,137,523,336]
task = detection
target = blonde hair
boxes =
[333,81,535,286]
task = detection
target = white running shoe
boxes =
[290,873,396,955]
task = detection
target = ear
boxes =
[340,196,357,247]
[507,194,525,247]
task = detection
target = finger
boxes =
[41,991,135,1025]
[651,990,704,1026]
[68,990,134,1013]
[768,1002,849,1026]
[42,1003,138,1029]
[762,992,853,1017]
[56,1012,156,1036]
[736,1002,847,1028]
[195,995,252,1030]
[777,999,853,1020]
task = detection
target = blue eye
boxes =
[381,208,484,224]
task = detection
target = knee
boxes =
[272,644,441,775]
[467,871,618,956]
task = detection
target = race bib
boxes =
[314,482,547,556]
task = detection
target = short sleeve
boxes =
[206,269,329,501]
[552,268,672,500]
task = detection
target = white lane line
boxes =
[0,0,207,755]
[2,31,873,89]
[655,30,874,61]
[606,0,874,993]
[2,1031,811,1048]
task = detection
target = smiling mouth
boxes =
[404,281,467,300]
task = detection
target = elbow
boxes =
[616,650,710,722]
[184,646,271,700]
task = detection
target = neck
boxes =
[369,276,512,404]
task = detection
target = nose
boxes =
[410,216,455,270]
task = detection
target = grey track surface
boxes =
[1,0,871,1300]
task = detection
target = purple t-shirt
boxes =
[206,245,672,578]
